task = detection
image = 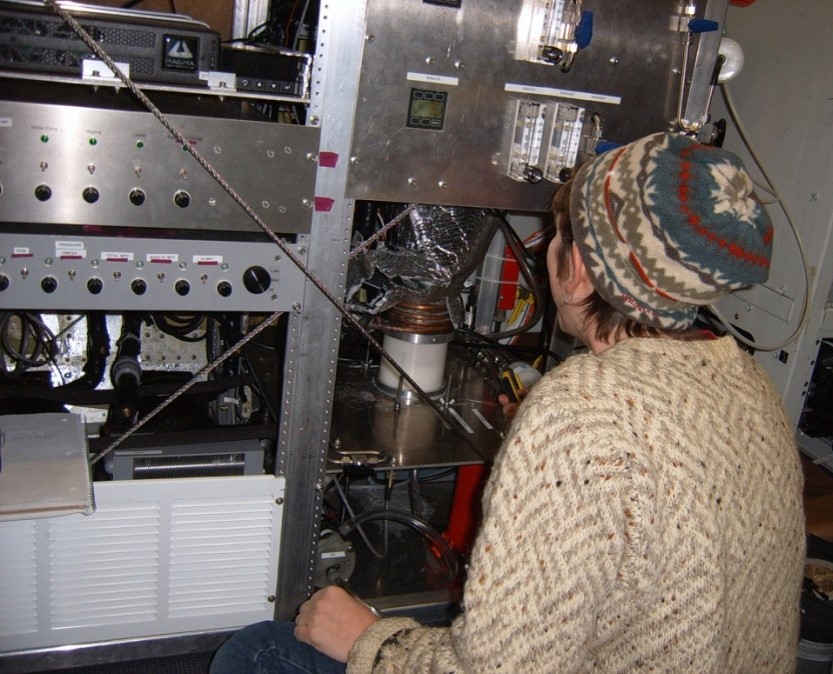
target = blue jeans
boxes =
[210,621,346,674]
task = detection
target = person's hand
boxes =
[294,585,380,663]
[498,390,526,428]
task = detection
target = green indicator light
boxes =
[136,140,145,149]
[89,137,98,146]
[40,135,49,143]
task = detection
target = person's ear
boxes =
[565,244,595,299]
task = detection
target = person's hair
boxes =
[551,179,705,343]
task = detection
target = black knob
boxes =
[129,189,146,206]
[41,276,58,293]
[542,46,563,64]
[87,277,103,294]
[243,266,272,294]
[131,279,147,296]
[523,165,544,184]
[558,167,573,183]
[0,275,9,291]
[174,279,190,296]
[35,184,52,201]
[217,280,233,297]
[82,187,100,204]
[174,191,191,208]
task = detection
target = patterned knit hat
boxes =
[569,132,773,329]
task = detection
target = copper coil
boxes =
[383,302,454,335]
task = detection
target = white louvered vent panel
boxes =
[0,519,38,635]
[169,498,275,618]
[48,503,161,629]
[0,478,281,652]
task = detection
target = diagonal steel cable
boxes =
[348,205,416,258]
[90,311,283,464]
[46,0,469,456]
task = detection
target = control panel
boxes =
[0,98,320,235]
[0,233,307,311]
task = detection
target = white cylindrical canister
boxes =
[377,332,449,394]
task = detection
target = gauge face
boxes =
[407,88,447,130]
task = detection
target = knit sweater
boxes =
[347,336,805,674]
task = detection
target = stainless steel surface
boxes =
[682,0,730,130]
[347,0,727,211]
[272,0,367,622]
[0,98,319,234]
[368,588,460,623]
[329,350,504,471]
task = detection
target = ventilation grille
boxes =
[0,43,155,75]
[133,453,247,479]
[0,17,156,48]
[0,476,283,651]
[48,503,161,629]
[169,499,276,617]
[0,519,38,636]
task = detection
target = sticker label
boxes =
[56,241,85,251]
[148,253,179,264]
[505,83,622,105]
[193,255,222,265]
[102,252,134,262]
[406,72,460,86]
[57,241,87,259]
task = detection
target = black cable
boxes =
[59,312,110,391]
[151,313,206,342]
[487,212,546,340]
[107,313,144,429]
[418,468,457,483]
[453,327,562,365]
[330,476,385,559]
[0,373,255,406]
[338,509,460,582]
[0,312,57,370]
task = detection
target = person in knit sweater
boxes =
[210,133,806,674]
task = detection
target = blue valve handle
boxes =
[688,18,719,33]
[576,11,593,49]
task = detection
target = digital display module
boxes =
[407,88,447,130]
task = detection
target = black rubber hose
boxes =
[338,508,460,582]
